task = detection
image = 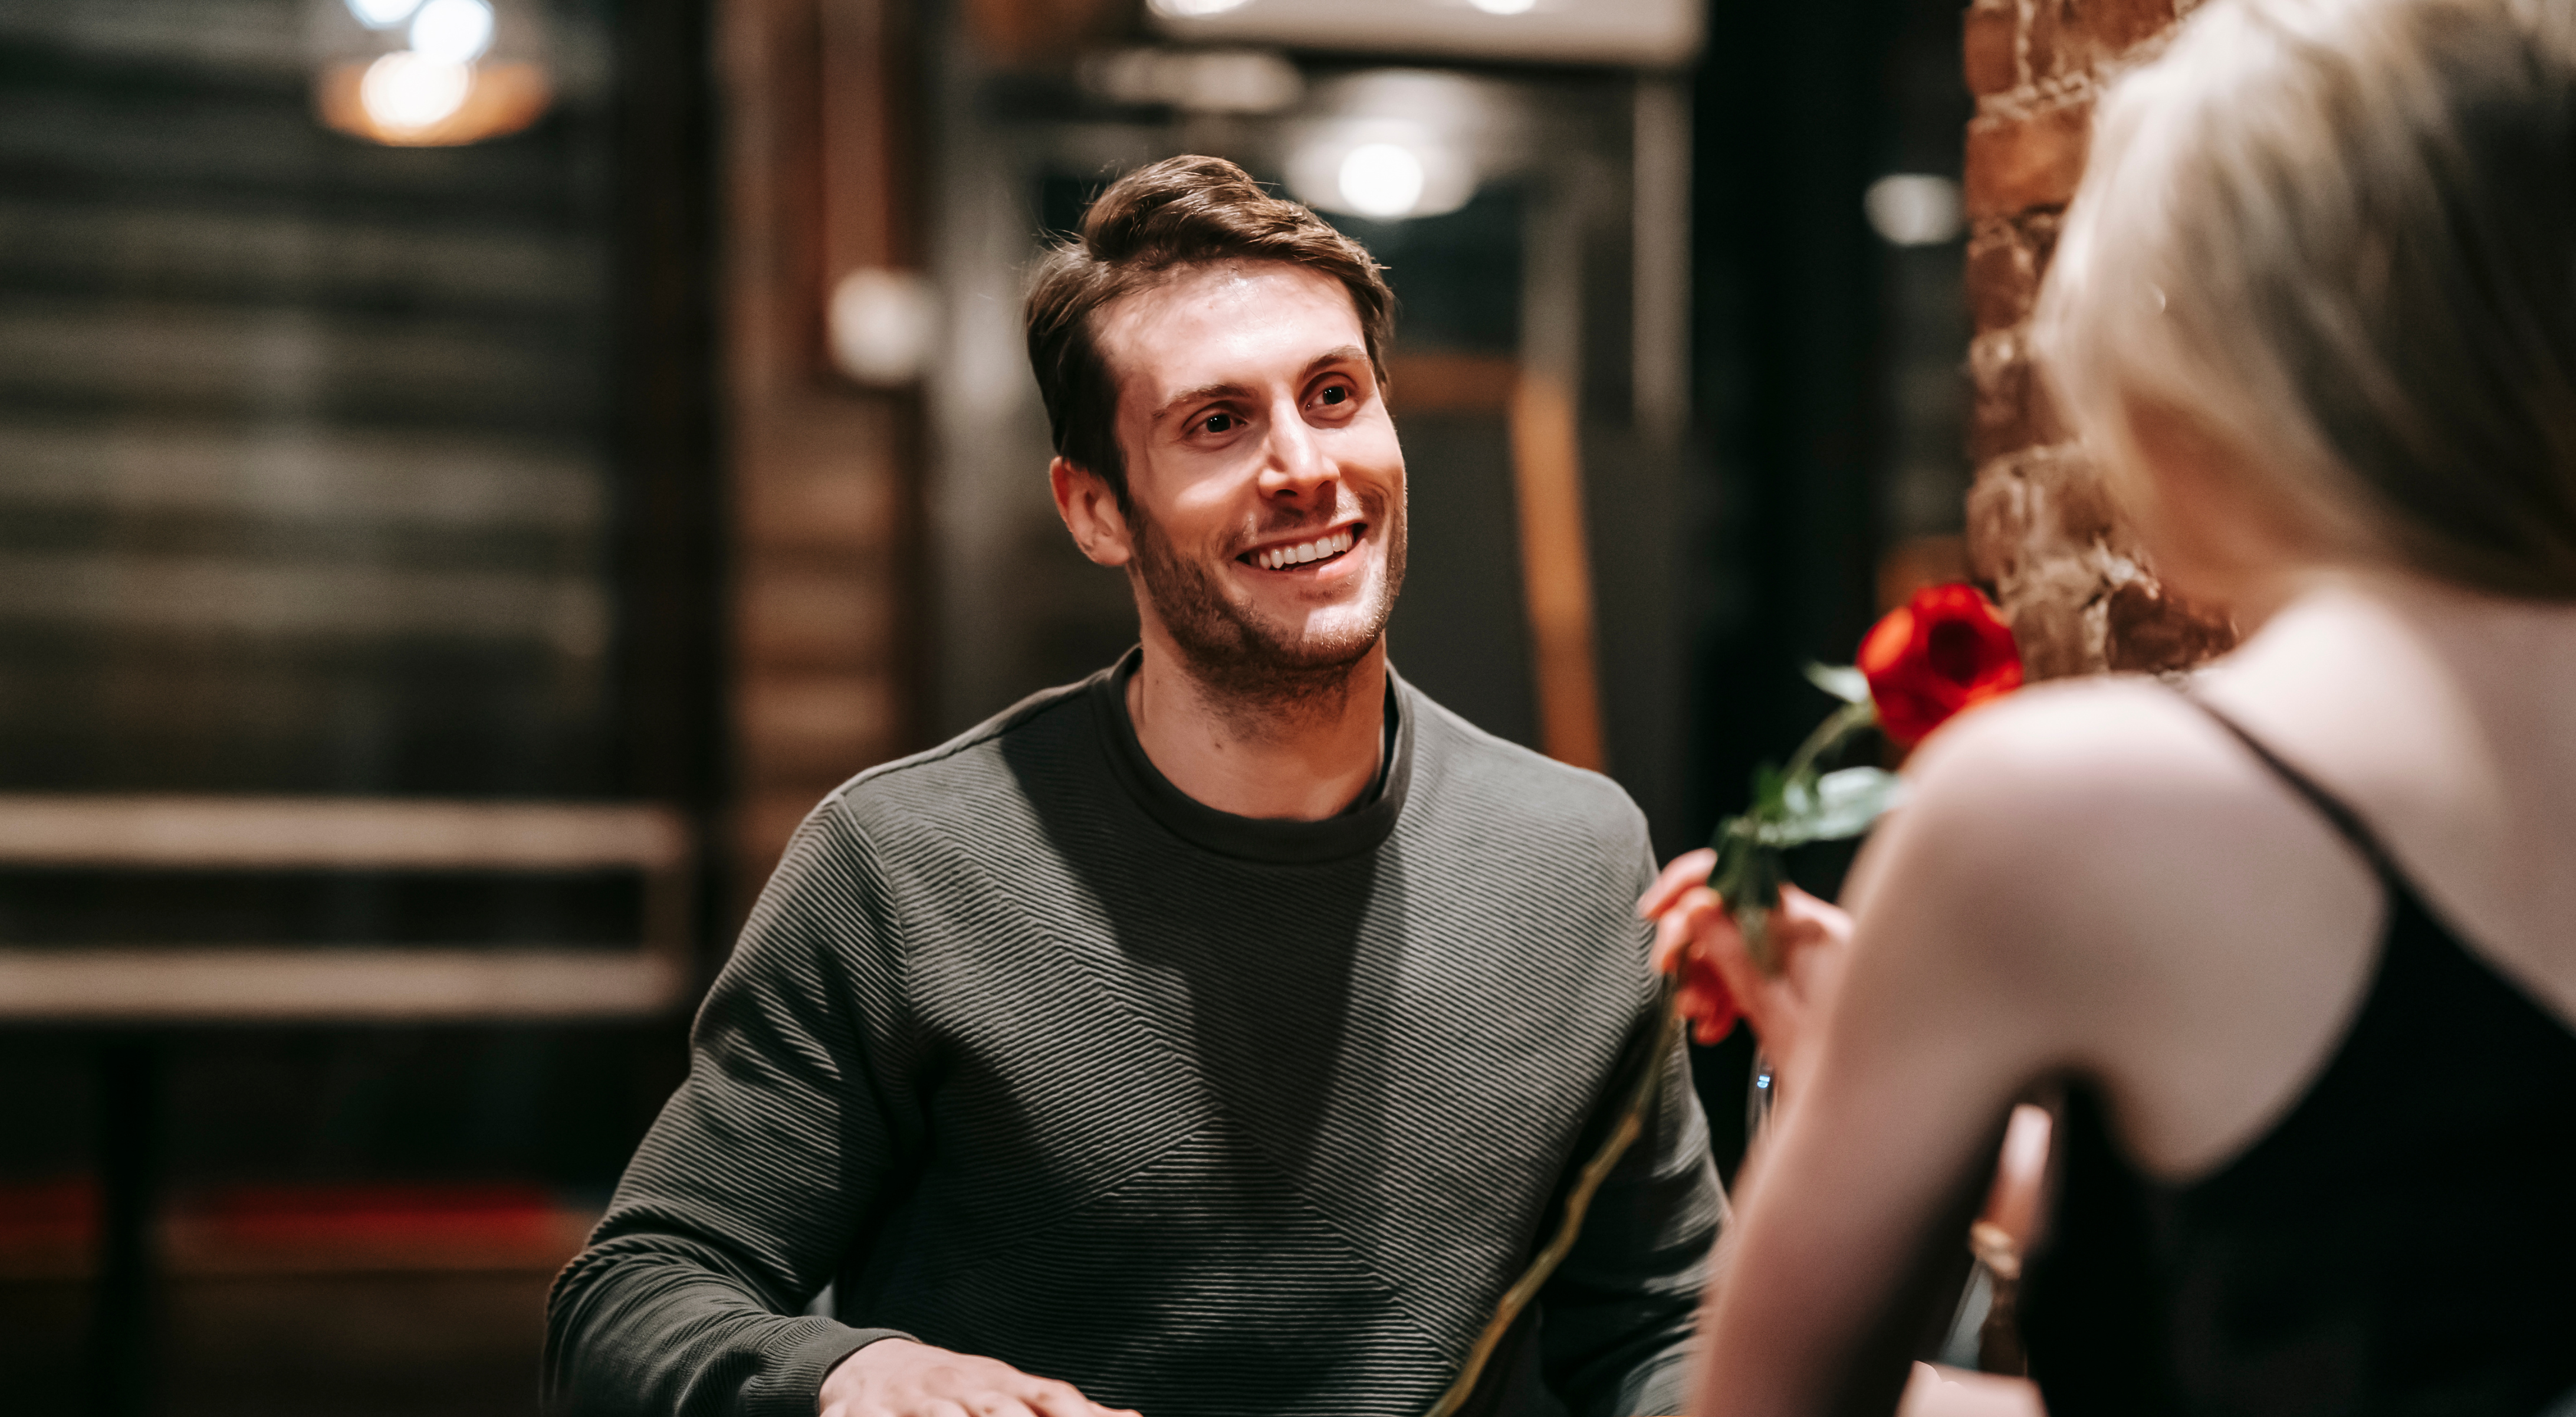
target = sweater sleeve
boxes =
[1534,846,1726,1417]
[545,802,920,1417]
[1533,1025,1722,1417]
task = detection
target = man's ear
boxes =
[1050,456,1134,568]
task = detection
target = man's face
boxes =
[1082,261,1407,694]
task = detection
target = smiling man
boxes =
[546,156,1720,1417]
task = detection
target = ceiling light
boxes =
[359,51,473,131]
[1337,143,1427,220]
[346,0,423,28]
[409,0,496,65]
[1146,0,1252,15]
[1285,72,1489,220]
[1468,0,1539,12]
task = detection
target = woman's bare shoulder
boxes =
[1860,674,2371,1005]
[1898,675,2262,847]
[1861,672,2391,1169]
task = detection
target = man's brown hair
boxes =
[1023,155,1396,507]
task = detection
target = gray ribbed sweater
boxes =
[546,653,1721,1417]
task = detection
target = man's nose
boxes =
[1257,402,1335,498]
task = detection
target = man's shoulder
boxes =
[807,671,1106,837]
[1398,679,1650,855]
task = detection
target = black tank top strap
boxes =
[2169,685,2402,880]
[2023,685,2576,1417]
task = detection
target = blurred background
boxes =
[0,0,1976,1410]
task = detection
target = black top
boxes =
[546,652,1722,1417]
[1093,648,1409,862]
[2020,697,2576,1417]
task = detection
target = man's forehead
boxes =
[1097,261,1365,398]
[1109,258,1352,324]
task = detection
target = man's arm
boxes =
[1532,1021,1725,1417]
[545,803,1140,1417]
[543,805,919,1416]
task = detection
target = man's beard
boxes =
[1127,493,1407,714]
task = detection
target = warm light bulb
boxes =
[346,0,422,28]
[409,0,495,64]
[1863,173,1965,246]
[1337,143,1427,219]
[360,51,473,130]
[828,270,940,386]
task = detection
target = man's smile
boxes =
[1237,521,1366,573]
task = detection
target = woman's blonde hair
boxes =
[2036,0,2576,597]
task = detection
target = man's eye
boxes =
[1202,413,1235,434]
[1318,385,1349,406]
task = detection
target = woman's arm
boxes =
[1681,697,2130,1417]
[1641,859,2056,1417]
[1652,679,2351,1415]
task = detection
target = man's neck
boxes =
[1125,632,1388,822]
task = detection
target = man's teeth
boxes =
[1255,529,1355,570]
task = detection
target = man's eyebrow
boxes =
[1148,346,1374,426]
[1305,345,1369,374]
[1150,381,1252,425]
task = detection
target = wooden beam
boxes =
[0,949,688,1024]
[1509,372,1607,771]
[0,796,689,871]
[0,796,696,1021]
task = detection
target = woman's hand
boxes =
[1638,848,1855,1081]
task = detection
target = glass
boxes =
[1749,1044,1779,1138]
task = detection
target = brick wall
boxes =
[1960,0,2237,677]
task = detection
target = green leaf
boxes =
[1744,767,1908,848]
[1778,775,1812,816]
[1805,766,1908,838]
[1805,662,1872,705]
[1749,763,1789,816]
[1746,818,1816,849]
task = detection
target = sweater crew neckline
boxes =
[1090,645,1413,864]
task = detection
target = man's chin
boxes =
[1222,583,1390,660]
[1158,601,1386,697]
[1190,621,1379,677]
[1131,530,1396,697]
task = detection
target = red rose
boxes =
[1858,583,2023,747]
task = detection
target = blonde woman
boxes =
[1653,1,2576,1412]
